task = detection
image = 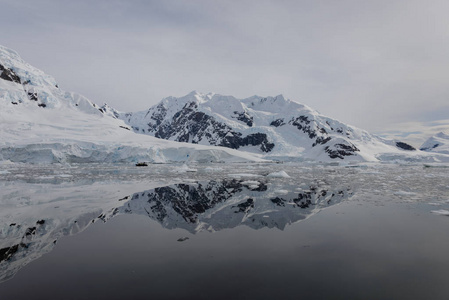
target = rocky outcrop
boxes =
[325,142,359,159]
[0,63,21,84]
[128,101,274,153]
[233,111,253,127]
[396,142,416,151]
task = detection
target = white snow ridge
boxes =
[120,91,449,163]
[420,132,449,155]
[1,44,449,164]
[0,45,264,164]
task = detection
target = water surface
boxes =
[1,163,449,299]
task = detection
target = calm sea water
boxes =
[1,163,449,300]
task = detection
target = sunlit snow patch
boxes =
[175,164,197,173]
[431,209,449,216]
[267,171,291,178]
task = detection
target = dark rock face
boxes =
[233,111,253,127]
[142,102,274,153]
[233,198,254,213]
[149,103,168,126]
[270,119,285,127]
[270,197,285,206]
[219,132,275,153]
[270,186,350,208]
[313,136,332,147]
[0,220,48,263]
[0,64,21,84]
[420,144,439,151]
[0,245,19,263]
[99,104,120,119]
[325,142,359,159]
[25,227,36,237]
[396,142,416,151]
[289,115,317,139]
[27,92,38,101]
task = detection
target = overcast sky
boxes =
[1,0,448,145]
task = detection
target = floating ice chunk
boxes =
[204,167,223,172]
[228,173,263,178]
[267,171,291,178]
[393,191,417,196]
[431,209,449,216]
[0,170,10,175]
[175,164,197,173]
[241,180,260,186]
[274,189,289,195]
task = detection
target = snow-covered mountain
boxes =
[420,132,449,155]
[0,45,263,164]
[1,44,447,164]
[120,91,439,162]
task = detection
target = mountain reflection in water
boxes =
[0,178,352,283]
[121,179,351,232]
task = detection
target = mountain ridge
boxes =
[420,132,449,155]
[1,44,448,163]
[0,45,264,164]
[119,91,436,162]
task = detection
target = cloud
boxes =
[1,0,448,135]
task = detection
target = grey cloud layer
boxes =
[1,0,448,140]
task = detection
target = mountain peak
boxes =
[435,132,449,139]
[187,90,200,96]
[120,91,424,162]
[0,45,22,64]
[0,45,63,109]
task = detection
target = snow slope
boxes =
[420,132,449,155]
[121,91,448,162]
[0,45,264,164]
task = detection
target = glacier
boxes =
[0,45,264,164]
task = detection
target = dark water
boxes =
[3,202,449,300]
[1,164,449,299]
